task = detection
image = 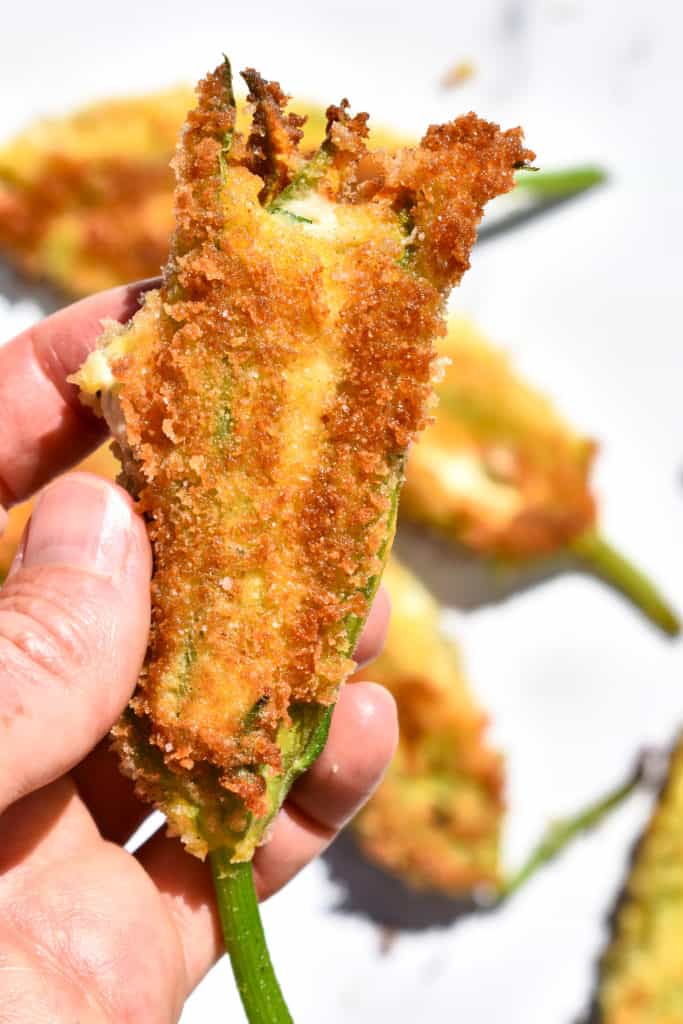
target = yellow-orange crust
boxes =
[75,62,529,856]
[0,88,194,295]
[401,317,597,558]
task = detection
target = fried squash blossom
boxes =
[353,557,504,894]
[401,317,597,558]
[73,60,531,862]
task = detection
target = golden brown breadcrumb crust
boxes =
[83,62,529,847]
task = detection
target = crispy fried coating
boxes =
[0,88,405,297]
[353,557,503,893]
[598,737,683,1024]
[73,60,530,859]
[401,317,596,558]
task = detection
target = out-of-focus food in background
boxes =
[8,313,676,639]
[441,59,477,89]
[404,316,596,558]
[353,557,504,895]
[477,165,607,244]
[350,557,645,901]
[402,317,679,636]
[597,736,683,1024]
[0,88,191,295]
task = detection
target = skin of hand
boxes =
[0,282,396,1024]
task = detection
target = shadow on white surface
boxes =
[0,258,66,317]
[323,827,485,931]
[394,520,574,611]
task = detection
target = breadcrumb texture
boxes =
[598,737,683,1024]
[401,317,597,557]
[353,557,503,893]
[0,87,404,296]
[75,61,530,859]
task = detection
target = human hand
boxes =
[0,282,397,1023]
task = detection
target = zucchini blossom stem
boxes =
[514,164,607,198]
[211,853,293,1024]
[571,528,680,637]
[503,767,642,898]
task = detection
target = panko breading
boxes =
[597,737,683,1024]
[72,60,531,861]
[0,87,405,298]
[353,557,503,894]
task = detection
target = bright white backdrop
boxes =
[2,1,682,1021]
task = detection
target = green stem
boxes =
[514,164,607,199]
[571,528,680,637]
[502,768,641,898]
[211,853,293,1024]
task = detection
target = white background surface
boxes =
[2,1,683,1021]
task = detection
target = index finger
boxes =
[0,279,158,508]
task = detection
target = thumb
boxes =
[0,473,151,813]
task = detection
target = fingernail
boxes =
[6,530,27,580]
[24,476,133,577]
